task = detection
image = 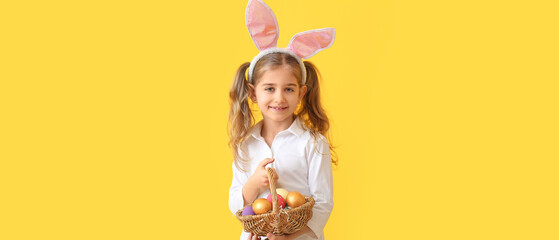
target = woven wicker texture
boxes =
[236,168,315,236]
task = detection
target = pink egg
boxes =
[266,193,286,209]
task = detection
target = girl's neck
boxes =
[261,115,296,140]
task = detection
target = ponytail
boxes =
[228,62,254,171]
[298,61,338,166]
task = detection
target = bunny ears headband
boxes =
[246,0,336,84]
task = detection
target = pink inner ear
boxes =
[246,0,279,51]
[288,28,335,59]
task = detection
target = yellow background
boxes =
[1,0,558,239]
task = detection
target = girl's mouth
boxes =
[269,106,288,111]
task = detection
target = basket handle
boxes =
[267,167,280,214]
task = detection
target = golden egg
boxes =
[286,191,306,208]
[252,198,272,215]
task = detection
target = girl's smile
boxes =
[269,106,288,111]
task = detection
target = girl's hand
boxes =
[246,232,293,240]
[248,158,278,192]
[265,233,292,240]
[247,232,259,240]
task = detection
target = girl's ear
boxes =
[299,85,308,102]
[248,83,257,102]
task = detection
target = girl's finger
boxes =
[258,158,274,169]
[247,232,254,240]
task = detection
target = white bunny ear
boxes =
[245,0,279,51]
[288,28,336,59]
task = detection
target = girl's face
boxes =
[250,65,307,126]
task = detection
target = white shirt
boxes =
[229,117,334,240]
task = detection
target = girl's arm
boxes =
[305,135,334,238]
[242,158,277,205]
[229,162,250,214]
[284,226,316,239]
[241,178,258,206]
[228,157,278,210]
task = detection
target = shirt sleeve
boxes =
[229,161,250,215]
[305,135,334,238]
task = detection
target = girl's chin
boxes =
[262,113,295,123]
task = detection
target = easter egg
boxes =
[266,193,286,209]
[286,191,306,208]
[276,188,289,200]
[242,205,255,216]
[252,198,272,215]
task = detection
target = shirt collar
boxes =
[250,116,306,140]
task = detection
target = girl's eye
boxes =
[265,87,274,92]
[286,88,294,92]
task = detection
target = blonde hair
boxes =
[228,53,338,171]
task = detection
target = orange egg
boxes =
[286,191,306,208]
[252,198,272,215]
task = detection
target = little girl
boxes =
[229,1,337,239]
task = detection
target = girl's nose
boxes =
[274,92,286,103]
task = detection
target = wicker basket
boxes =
[235,167,315,236]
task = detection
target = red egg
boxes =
[266,193,286,209]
